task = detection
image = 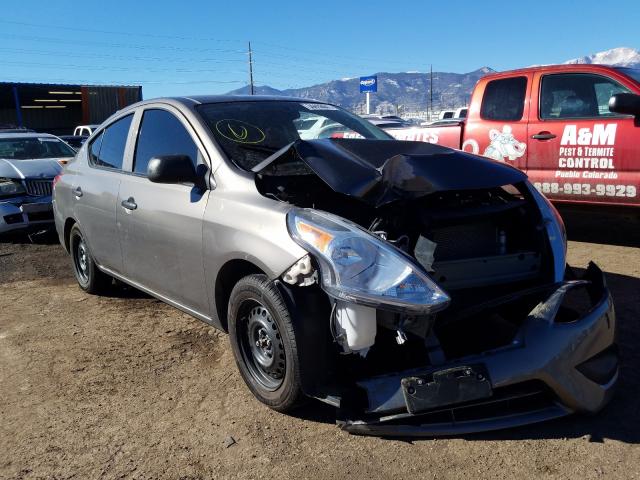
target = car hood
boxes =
[0,158,65,179]
[253,139,527,207]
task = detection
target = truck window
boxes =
[480,77,527,121]
[540,73,630,119]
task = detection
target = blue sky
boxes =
[1,0,638,98]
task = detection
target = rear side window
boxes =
[88,131,104,165]
[133,109,199,175]
[540,73,631,119]
[481,77,527,121]
[88,114,133,169]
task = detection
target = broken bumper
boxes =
[0,197,54,234]
[340,263,617,436]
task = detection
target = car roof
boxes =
[0,132,59,140]
[182,95,321,104]
[120,95,326,114]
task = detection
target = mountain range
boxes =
[227,47,639,115]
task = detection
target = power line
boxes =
[1,76,245,86]
[0,18,415,70]
[0,47,245,64]
[0,19,244,44]
[0,32,246,55]
[248,41,254,95]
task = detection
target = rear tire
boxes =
[228,274,305,412]
[69,225,111,294]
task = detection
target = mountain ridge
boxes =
[227,47,638,113]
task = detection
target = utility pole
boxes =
[248,41,255,95]
[429,64,433,120]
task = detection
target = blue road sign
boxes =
[359,76,377,93]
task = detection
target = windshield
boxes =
[197,101,391,171]
[0,137,76,160]
[615,67,640,84]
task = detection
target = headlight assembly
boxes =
[0,178,26,199]
[286,208,450,314]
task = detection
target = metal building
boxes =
[0,83,142,135]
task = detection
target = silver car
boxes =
[53,96,617,436]
[1,133,74,234]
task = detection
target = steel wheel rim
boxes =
[73,236,89,283]
[237,300,286,391]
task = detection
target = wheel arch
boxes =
[63,217,77,252]
[214,258,266,332]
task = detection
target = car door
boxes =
[116,106,210,315]
[463,75,531,172]
[72,114,134,274]
[527,72,637,205]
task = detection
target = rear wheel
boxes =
[228,274,304,412]
[69,225,111,294]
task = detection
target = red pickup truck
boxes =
[385,65,640,207]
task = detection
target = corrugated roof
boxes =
[0,81,141,88]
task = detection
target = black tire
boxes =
[228,274,304,412]
[69,225,111,294]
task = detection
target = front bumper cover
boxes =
[340,263,617,436]
[0,196,54,234]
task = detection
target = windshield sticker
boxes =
[483,125,526,162]
[301,103,339,111]
[215,119,266,144]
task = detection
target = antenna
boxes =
[248,41,255,95]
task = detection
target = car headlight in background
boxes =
[528,182,567,282]
[287,208,450,313]
[0,178,26,199]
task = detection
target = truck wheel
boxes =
[228,274,304,412]
[69,225,111,294]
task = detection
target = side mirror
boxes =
[609,93,640,117]
[147,155,197,184]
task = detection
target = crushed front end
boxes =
[258,139,617,436]
[0,177,56,235]
[339,263,616,436]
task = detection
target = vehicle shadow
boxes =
[291,268,640,444]
[0,228,60,245]
[101,280,152,299]
[559,205,640,247]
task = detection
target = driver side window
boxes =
[540,73,630,119]
[133,109,200,176]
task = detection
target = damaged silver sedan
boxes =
[53,97,617,436]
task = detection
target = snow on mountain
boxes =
[564,47,640,68]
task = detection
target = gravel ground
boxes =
[1,211,639,479]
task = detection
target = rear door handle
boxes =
[73,186,83,198]
[531,132,557,140]
[121,197,137,211]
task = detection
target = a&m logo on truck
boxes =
[557,123,618,179]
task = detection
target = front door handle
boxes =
[121,197,137,211]
[73,186,83,198]
[531,132,557,140]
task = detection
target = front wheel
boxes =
[228,274,304,412]
[69,225,111,294]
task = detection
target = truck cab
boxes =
[402,65,640,207]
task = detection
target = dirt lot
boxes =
[1,212,639,479]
